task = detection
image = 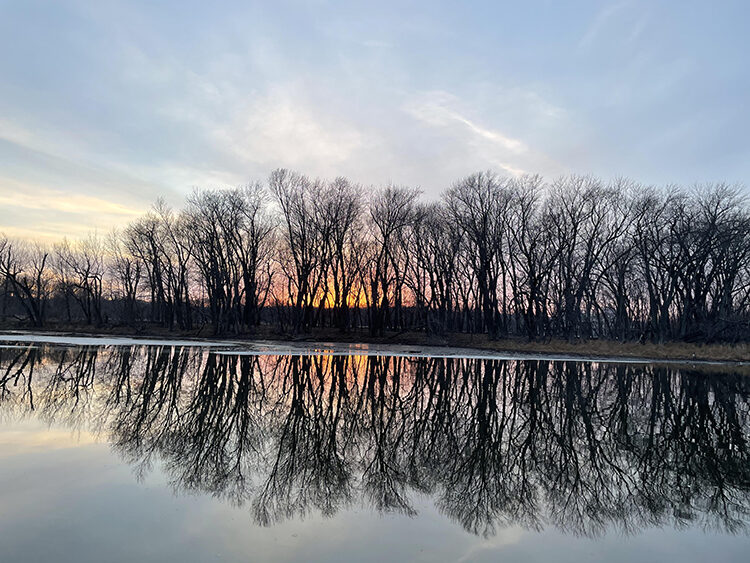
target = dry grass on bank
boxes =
[279,330,750,363]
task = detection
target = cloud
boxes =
[403,90,566,178]
[578,2,629,49]
[408,92,528,154]
[0,177,145,241]
[0,117,181,205]
[0,184,141,217]
[213,89,369,176]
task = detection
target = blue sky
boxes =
[1,0,748,239]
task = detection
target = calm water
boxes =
[1,339,749,562]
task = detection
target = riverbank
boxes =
[2,323,750,364]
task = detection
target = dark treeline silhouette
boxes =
[1,343,749,537]
[3,170,750,343]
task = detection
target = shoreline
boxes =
[2,325,750,365]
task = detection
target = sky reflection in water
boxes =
[1,342,749,562]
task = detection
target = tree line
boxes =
[2,169,750,342]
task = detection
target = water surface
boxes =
[1,337,748,562]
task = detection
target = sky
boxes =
[0,0,748,240]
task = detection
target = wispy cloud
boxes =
[404,90,565,178]
[214,89,369,174]
[578,2,629,49]
[408,92,528,154]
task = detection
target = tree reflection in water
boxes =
[1,344,748,538]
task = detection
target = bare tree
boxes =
[54,235,106,326]
[364,185,421,336]
[0,236,52,327]
[444,172,511,339]
[270,169,327,333]
[315,177,365,331]
[187,184,275,334]
[107,231,142,325]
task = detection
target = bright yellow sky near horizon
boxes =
[0,179,147,242]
